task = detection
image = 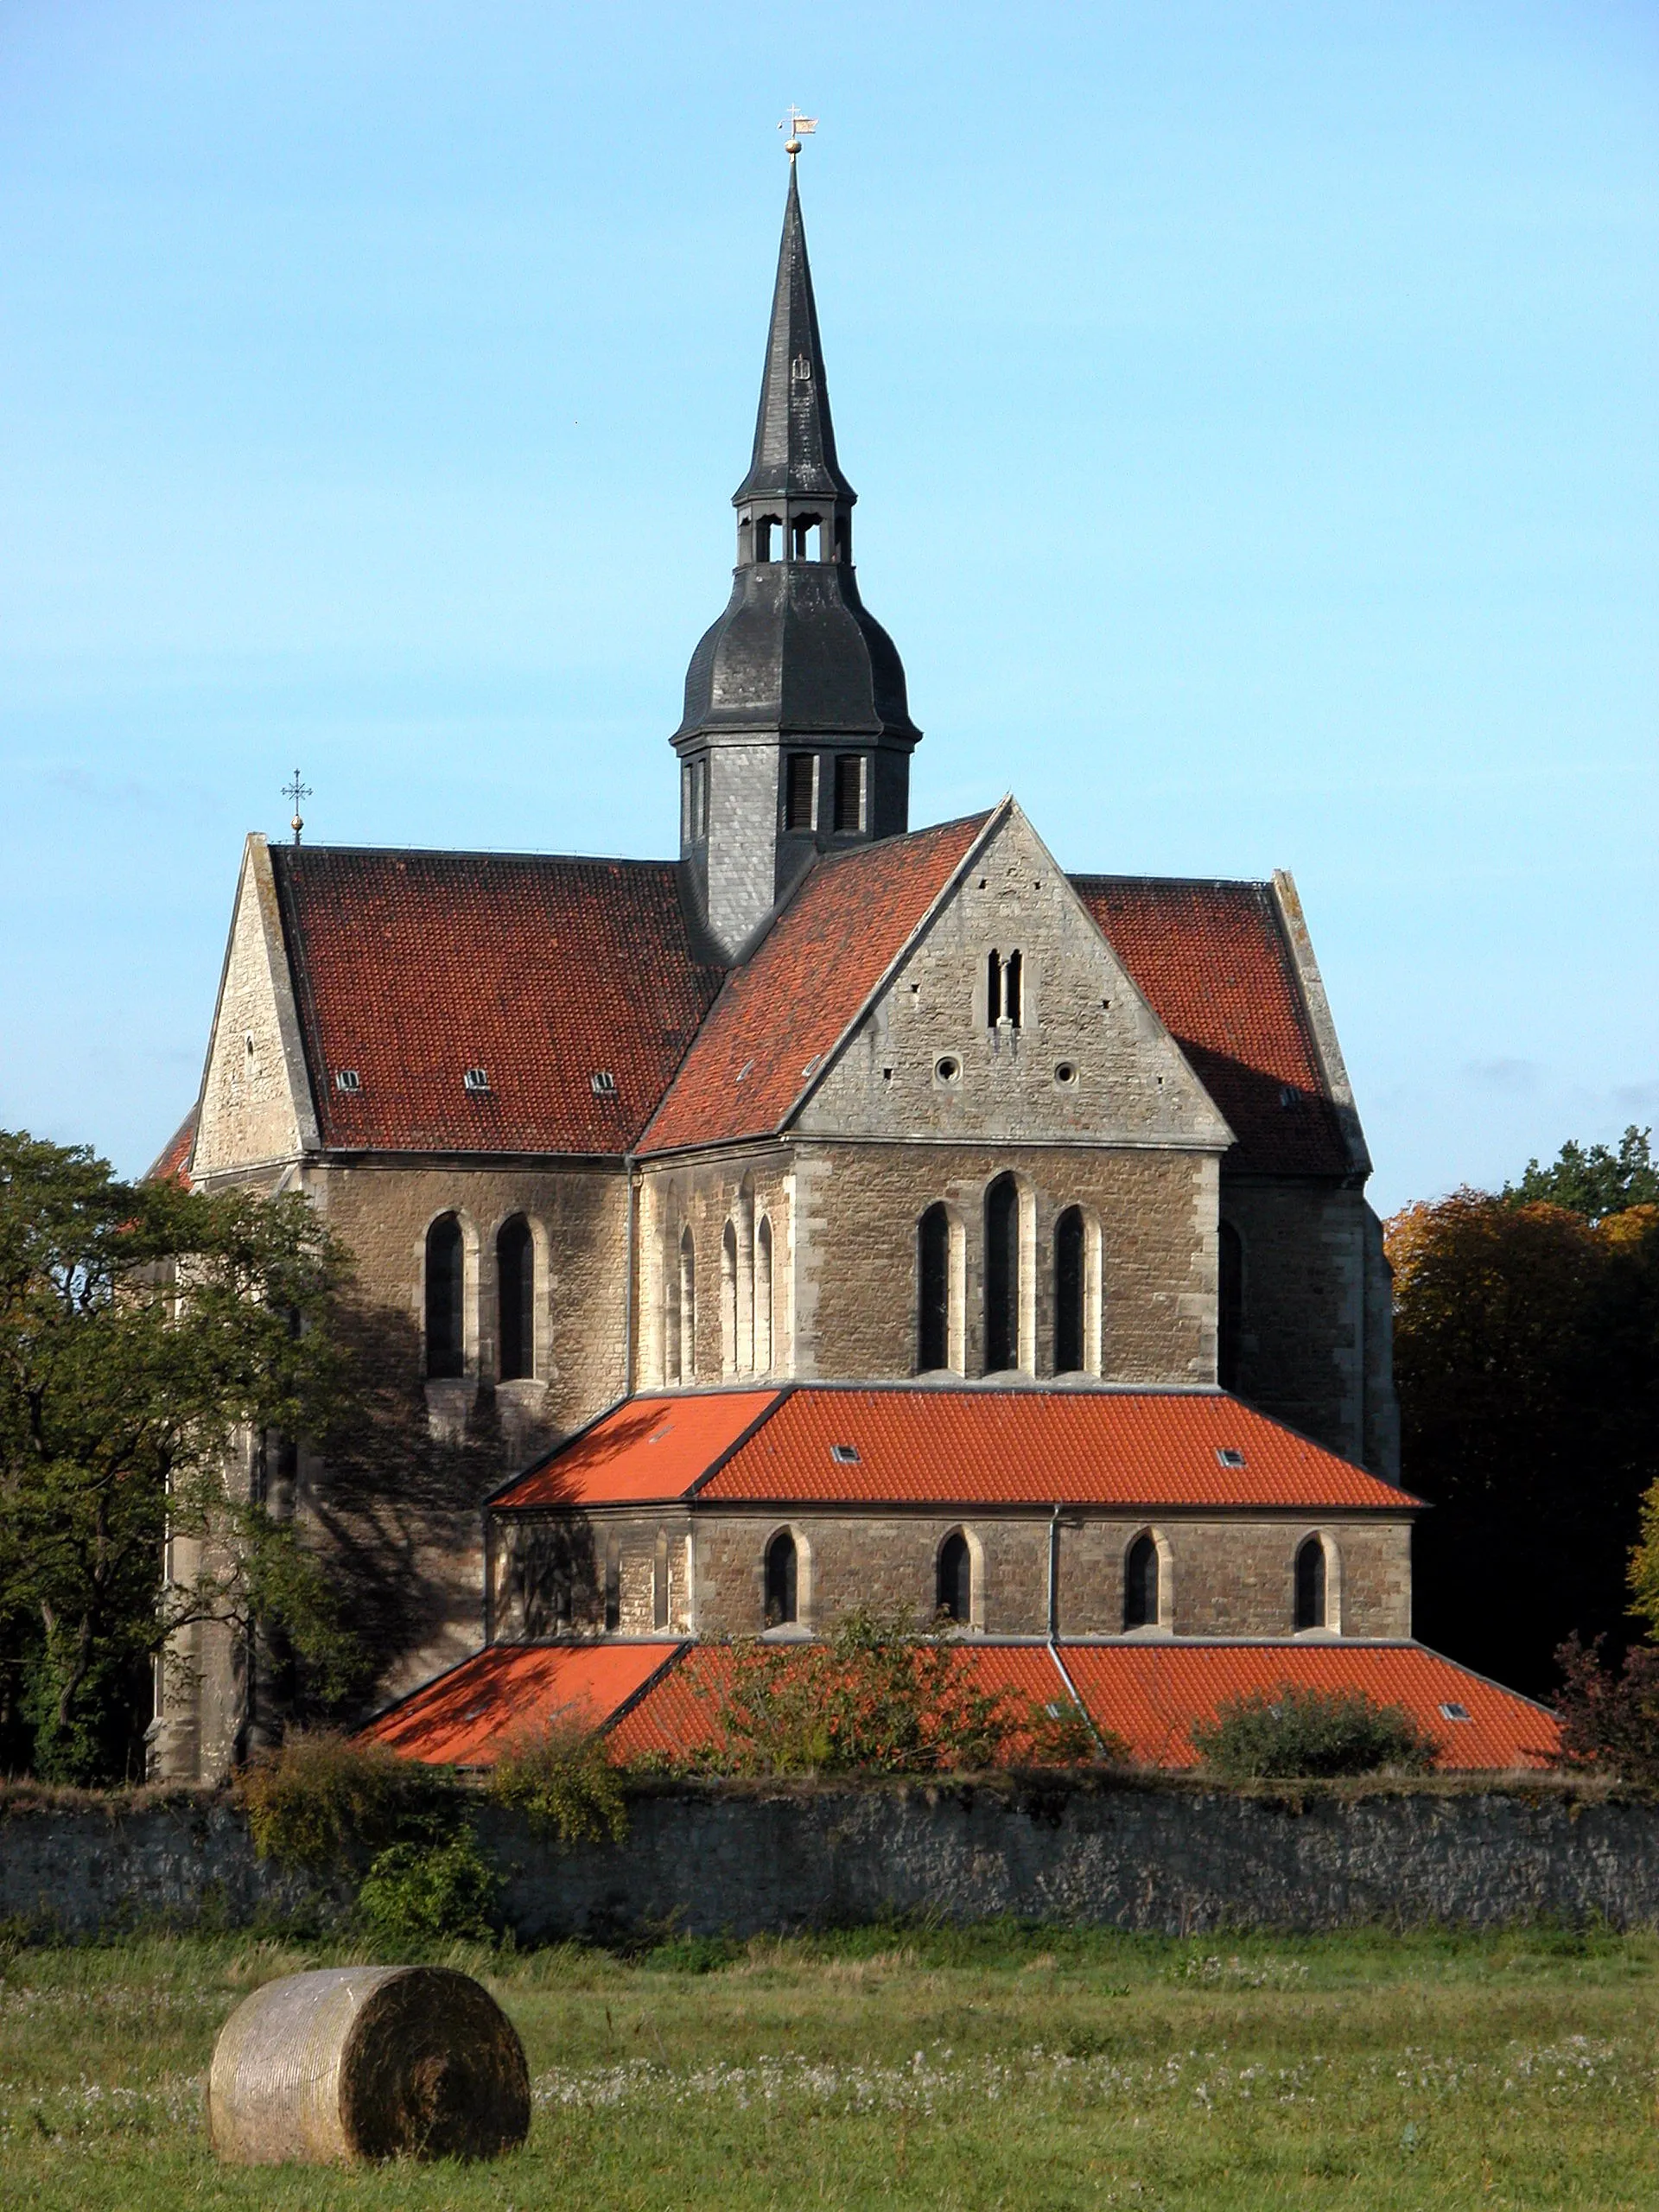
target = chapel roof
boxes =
[360,1636,1559,1774]
[269,845,724,1155]
[491,1385,1417,1515]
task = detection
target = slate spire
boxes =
[671,162,920,964]
[735,162,855,506]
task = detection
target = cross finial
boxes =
[778,105,817,161]
[282,768,312,846]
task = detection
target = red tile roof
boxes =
[496,1391,782,1509]
[364,1637,1557,1773]
[1058,1642,1559,1772]
[492,1386,1415,1514]
[271,848,724,1154]
[642,813,989,1154]
[1073,877,1350,1176]
[145,1109,196,1188]
[359,1640,680,1765]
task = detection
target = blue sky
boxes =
[1,1,1653,1212]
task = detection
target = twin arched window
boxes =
[425,1211,538,1382]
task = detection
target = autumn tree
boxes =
[0,1130,357,1783]
[1388,1146,1659,1696]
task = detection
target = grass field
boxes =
[2,1923,1657,2209]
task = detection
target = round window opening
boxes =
[935,1055,962,1084]
[1054,1061,1078,1087]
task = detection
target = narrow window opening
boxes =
[424,1214,465,1379]
[603,1541,620,1633]
[652,1530,670,1632]
[986,949,1001,1027]
[1004,950,1022,1027]
[833,753,865,834]
[765,1530,798,1626]
[677,1229,696,1382]
[754,515,777,562]
[938,1531,972,1624]
[834,514,849,561]
[1218,1221,1244,1392]
[1294,1536,1327,1631]
[755,1215,774,1373]
[497,1214,534,1382]
[1124,1533,1160,1631]
[983,1173,1020,1374]
[918,1203,950,1372]
[721,1219,738,1376]
[1054,1206,1085,1374]
[785,753,816,832]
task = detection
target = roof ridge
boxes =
[272,842,683,870]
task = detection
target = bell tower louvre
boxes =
[672,158,921,962]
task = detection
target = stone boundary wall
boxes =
[4,1777,1659,1942]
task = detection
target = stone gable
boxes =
[794,804,1234,1153]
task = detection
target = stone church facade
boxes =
[156,165,1553,1783]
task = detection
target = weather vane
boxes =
[283,768,311,847]
[778,105,817,160]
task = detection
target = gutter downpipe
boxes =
[1046,1503,1110,1760]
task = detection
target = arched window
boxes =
[653,1529,671,1632]
[1218,1220,1243,1391]
[424,1214,464,1378]
[721,1219,738,1376]
[984,1173,1021,1373]
[678,1229,696,1382]
[918,1203,950,1371]
[1124,1532,1160,1631]
[1294,1535,1327,1631]
[735,1181,755,1372]
[755,1215,774,1373]
[497,1215,534,1381]
[937,1530,972,1624]
[765,1529,798,1626]
[1054,1206,1085,1374]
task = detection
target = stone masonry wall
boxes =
[8,1780,1659,1941]
[496,1508,1414,1641]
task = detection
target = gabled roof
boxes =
[270,846,724,1155]
[642,813,989,1154]
[1073,877,1350,1176]
[363,1637,1558,1772]
[493,1385,1415,1514]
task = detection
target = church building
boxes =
[157,162,1554,1781]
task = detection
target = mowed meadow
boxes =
[2,1925,1658,2209]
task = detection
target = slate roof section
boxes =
[491,1386,1415,1515]
[362,1637,1557,1772]
[270,847,724,1155]
[642,813,989,1155]
[1074,876,1351,1177]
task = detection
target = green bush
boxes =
[356,1831,501,1946]
[488,1713,629,1846]
[234,1728,459,1872]
[1191,1683,1438,1780]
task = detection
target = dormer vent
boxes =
[334,1069,362,1094]
[590,1071,618,1097]
[1216,1447,1246,1469]
[463,1066,491,1093]
[830,1443,861,1465]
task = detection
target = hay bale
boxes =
[208,1965,530,2164]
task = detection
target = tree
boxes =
[1388,1185,1659,1695]
[1504,1125,1658,1223]
[0,1130,357,1782]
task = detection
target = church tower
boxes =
[672,160,922,960]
